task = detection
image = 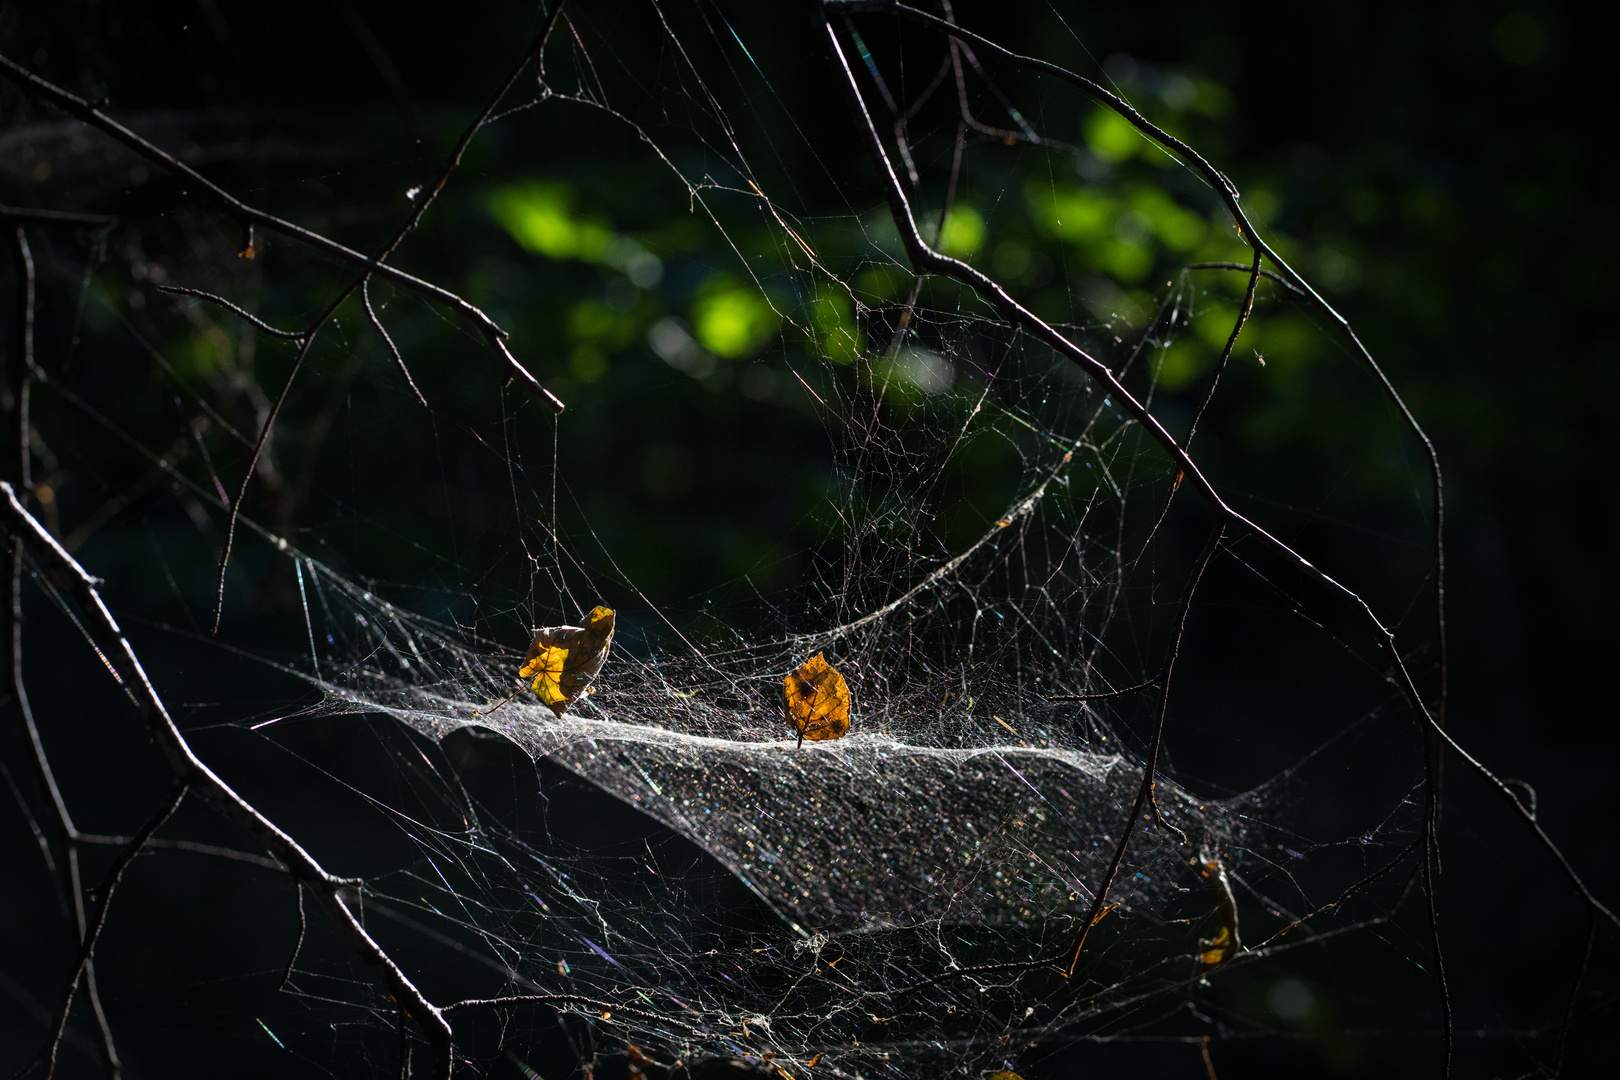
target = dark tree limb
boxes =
[1246,838,1421,954]
[1186,261,1307,299]
[1421,813,1452,1077]
[363,278,427,408]
[0,483,455,1077]
[75,834,284,872]
[280,883,306,992]
[1553,907,1597,1077]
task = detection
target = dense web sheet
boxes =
[270,531,1255,1074]
[18,1,1599,1078]
[300,554,1236,937]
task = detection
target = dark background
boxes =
[1,1,1614,1076]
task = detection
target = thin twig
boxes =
[1185,261,1307,298]
[1064,524,1222,975]
[75,834,284,872]
[1246,838,1420,954]
[1184,248,1261,450]
[363,278,427,408]
[280,884,306,992]
[156,284,308,341]
[1046,677,1159,702]
[1421,817,1452,1078]
[211,325,319,633]
[204,2,571,633]
[40,783,187,1080]
[7,226,122,1079]
[1553,907,1597,1077]
[335,0,425,143]
[0,53,557,406]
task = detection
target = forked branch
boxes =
[8,225,122,1077]
[818,0,1614,999]
[825,0,1447,733]
[0,483,455,1077]
[37,784,186,1080]
[0,53,552,403]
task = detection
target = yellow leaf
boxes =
[1197,855,1241,967]
[784,653,850,746]
[518,606,615,717]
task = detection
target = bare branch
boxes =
[280,884,307,992]
[8,225,122,1078]
[1063,524,1223,976]
[40,783,186,1080]
[0,483,455,1077]
[1046,677,1159,703]
[1184,249,1262,450]
[1186,261,1307,298]
[827,0,1448,738]
[156,284,308,341]
[0,52,557,408]
[364,278,428,408]
[202,3,572,631]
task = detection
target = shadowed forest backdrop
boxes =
[1,1,1615,1077]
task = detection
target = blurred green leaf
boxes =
[938,204,986,258]
[489,182,613,261]
[1084,108,1141,163]
[692,277,779,359]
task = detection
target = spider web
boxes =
[232,7,1402,1071]
[2,1,1492,1077]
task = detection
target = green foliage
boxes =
[489,182,614,262]
[691,276,779,359]
[937,204,986,258]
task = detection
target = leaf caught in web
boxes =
[784,652,850,746]
[1197,855,1241,967]
[519,605,616,717]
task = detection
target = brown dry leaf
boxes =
[518,605,615,717]
[784,652,850,746]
